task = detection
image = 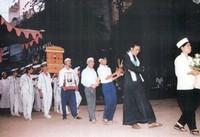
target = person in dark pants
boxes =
[174,37,199,135]
[58,58,82,120]
[97,56,123,124]
[123,44,162,129]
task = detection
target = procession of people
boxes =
[0,39,200,136]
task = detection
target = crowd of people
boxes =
[0,39,199,135]
[0,56,123,123]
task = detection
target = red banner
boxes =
[0,16,43,48]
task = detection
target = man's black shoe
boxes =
[74,116,82,120]
[63,116,67,120]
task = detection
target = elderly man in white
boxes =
[81,57,99,123]
[38,62,53,118]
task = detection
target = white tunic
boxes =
[9,76,20,94]
[20,74,34,95]
[97,64,112,84]
[0,78,10,108]
[38,72,52,116]
[38,72,52,94]
[174,53,195,90]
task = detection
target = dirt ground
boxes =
[0,98,200,137]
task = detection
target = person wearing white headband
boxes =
[174,38,200,135]
[97,56,123,125]
[58,58,82,120]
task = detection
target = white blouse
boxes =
[97,64,112,84]
[174,53,195,90]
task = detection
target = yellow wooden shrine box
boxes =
[45,46,64,73]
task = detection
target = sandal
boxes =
[174,123,187,132]
[190,129,200,136]
[108,121,117,124]
[132,124,141,129]
[102,119,108,125]
[148,122,163,128]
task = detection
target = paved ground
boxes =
[0,98,200,137]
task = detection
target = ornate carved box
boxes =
[45,46,64,73]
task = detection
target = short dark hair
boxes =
[25,66,33,73]
[130,44,141,48]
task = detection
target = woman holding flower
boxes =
[174,37,199,135]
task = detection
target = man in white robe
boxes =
[0,72,11,115]
[38,62,53,118]
[9,68,20,116]
[20,64,34,120]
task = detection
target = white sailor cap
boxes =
[98,58,103,63]
[11,68,18,72]
[33,64,41,69]
[41,61,47,66]
[64,58,71,62]
[20,67,25,71]
[25,64,33,68]
[176,38,189,48]
[86,57,94,63]
[1,71,6,75]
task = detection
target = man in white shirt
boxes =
[81,57,99,123]
[97,56,122,124]
[32,64,42,112]
[0,72,11,116]
[20,64,34,120]
[9,68,20,116]
[38,62,53,118]
[59,58,82,120]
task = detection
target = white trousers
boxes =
[10,93,20,115]
[42,92,52,117]
[34,88,41,111]
[18,94,23,113]
[22,93,33,118]
[54,91,62,113]
[75,91,82,107]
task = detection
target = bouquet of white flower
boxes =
[191,53,200,71]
